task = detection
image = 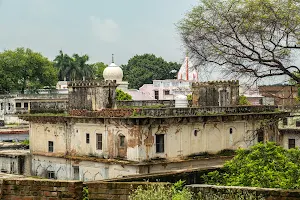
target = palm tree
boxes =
[54,50,72,81]
[71,54,94,81]
[54,51,95,81]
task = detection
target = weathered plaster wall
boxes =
[0,154,30,176]
[30,101,68,113]
[0,157,21,174]
[31,123,67,154]
[68,80,117,111]
[282,132,300,149]
[4,115,28,124]
[192,81,239,107]
[0,97,16,118]
[136,120,264,160]
[30,117,270,162]
[32,155,139,181]
[70,123,137,160]
[278,114,300,148]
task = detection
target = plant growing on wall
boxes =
[203,142,300,189]
[116,89,133,101]
[129,180,193,200]
[21,139,29,146]
[82,186,89,200]
[238,95,250,105]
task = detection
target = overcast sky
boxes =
[0,0,197,65]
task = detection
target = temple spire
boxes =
[112,54,114,63]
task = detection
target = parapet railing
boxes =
[136,105,278,117]
[68,106,279,118]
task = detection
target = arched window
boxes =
[119,135,125,147]
[193,129,198,136]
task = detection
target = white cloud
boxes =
[89,16,120,43]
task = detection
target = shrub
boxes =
[116,89,132,100]
[203,142,300,189]
[238,95,250,105]
[129,181,193,200]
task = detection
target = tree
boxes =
[122,54,181,89]
[53,50,71,81]
[0,48,58,94]
[178,0,300,84]
[54,51,95,81]
[116,89,132,100]
[239,95,250,105]
[203,142,300,189]
[92,62,108,80]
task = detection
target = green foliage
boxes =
[122,54,181,89]
[82,186,89,200]
[187,94,192,101]
[54,50,95,81]
[239,95,250,105]
[116,89,132,100]
[0,47,58,94]
[21,139,29,146]
[178,0,300,84]
[129,181,193,200]
[203,142,300,189]
[92,62,108,80]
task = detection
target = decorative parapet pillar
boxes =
[68,80,118,111]
[192,80,239,107]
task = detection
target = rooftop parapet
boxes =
[192,80,239,107]
[192,80,239,87]
[68,105,279,118]
[67,80,117,88]
[68,80,118,111]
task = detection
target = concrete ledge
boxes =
[187,184,300,199]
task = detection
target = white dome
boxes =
[103,62,123,82]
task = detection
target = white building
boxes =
[139,56,199,100]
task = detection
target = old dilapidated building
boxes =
[20,79,287,181]
[192,81,239,107]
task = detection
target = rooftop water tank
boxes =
[175,94,188,108]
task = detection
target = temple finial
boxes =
[112,54,114,63]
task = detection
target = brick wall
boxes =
[0,178,83,200]
[0,178,167,200]
[187,184,300,200]
[2,178,300,200]
[85,181,169,200]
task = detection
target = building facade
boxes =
[21,80,287,181]
[258,85,298,107]
[279,112,300,149]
